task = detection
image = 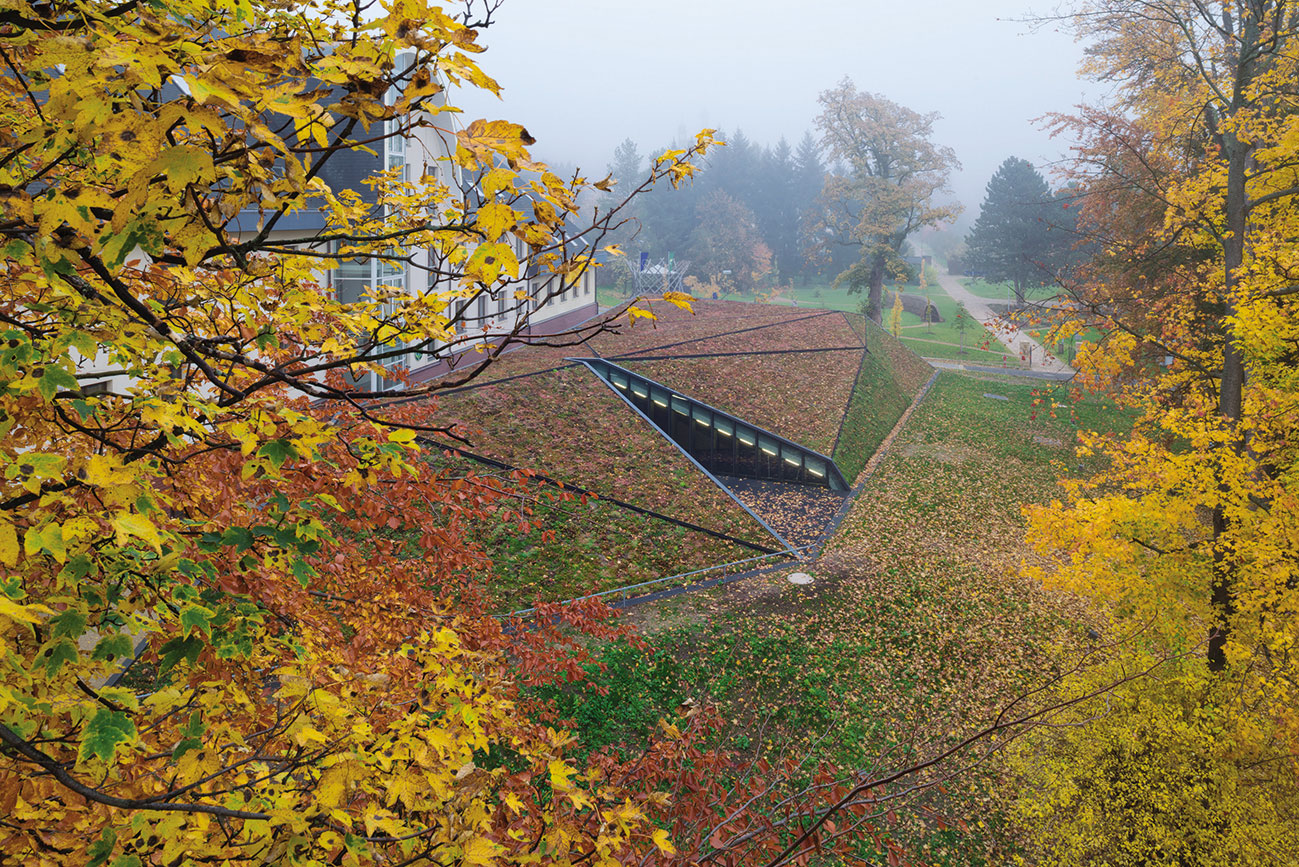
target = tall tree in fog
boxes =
[814,78,960,321]
[792,131,829,282]
[703,128,761,209]
[754,137,801,281]
[689,190,772,294]
[964,156,1072,306]
[600,138,646,256]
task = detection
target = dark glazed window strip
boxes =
[578,358,850,493]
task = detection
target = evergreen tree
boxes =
[791,131,827,281]
[964,156,1070,306]
[755,137,800,282]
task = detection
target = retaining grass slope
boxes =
[832,319,934,481]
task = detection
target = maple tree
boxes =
[0,0,762,863]
[1015,1,1299,860]
[811,79,961,321]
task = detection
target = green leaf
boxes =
[179,604,212,638]
[50,607,87,640]
[91,633,135,661]
[71,399,98,421]
[79,707,136,764]
[66,330,99,360]
[291,558,316,588]
[37,364,79,401]
[110,854,142,867]
[256,438,297,468]
[42,637,78,679]
[87,828,117,867]
[221,527,254,552]
[157,635,203,674]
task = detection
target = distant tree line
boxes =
[598,130,843,294]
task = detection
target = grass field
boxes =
[531,372,1132,863]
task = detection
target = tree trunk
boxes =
[1207,10,1256,673]
[866,255,886,323]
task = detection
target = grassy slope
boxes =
[413,367,771,543]
[831,318,933,480]
[535,372,1132,863]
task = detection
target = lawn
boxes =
[887,289,1027,367]
[532,371,1133,863]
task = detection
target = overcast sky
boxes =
[455,0,1105,220]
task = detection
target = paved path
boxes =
[934,271,1074,376]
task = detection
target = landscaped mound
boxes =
[398,300,934,606]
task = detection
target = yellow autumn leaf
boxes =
[111,512,162,553]
[0,597,53,625]
[663,291,694,313]
[463,836,502,866]
[651,828,676,855]
[0,521,16,567]
[548,759,575,792]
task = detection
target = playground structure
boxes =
[621,255,691,295]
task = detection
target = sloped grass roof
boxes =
[618,350,862,456]
[613,310,865,454]
[395,301,934,607]
[587,300,818,357]
[404,365,776,550]
[452,481,760,611]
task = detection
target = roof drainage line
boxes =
[808,368,942,562]
[613,345,867,362]
[608,310,841,360]
[829,344,874,459]
[571,359,803,557]
[499,546,812,619]
[380,360,584,407]
[417,437,781,556]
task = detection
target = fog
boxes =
[454,0,1104,219]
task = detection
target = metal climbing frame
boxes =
[576,358,850,493]
[622,257,691,294]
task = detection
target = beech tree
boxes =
[688,190,772,294]
[963,156,1072,306]
[812,79,960,321]
[1015,1,1299,860]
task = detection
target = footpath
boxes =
[934,271,1074,377]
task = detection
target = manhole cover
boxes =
[983,393,1009,401]
[787,572,814,585]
